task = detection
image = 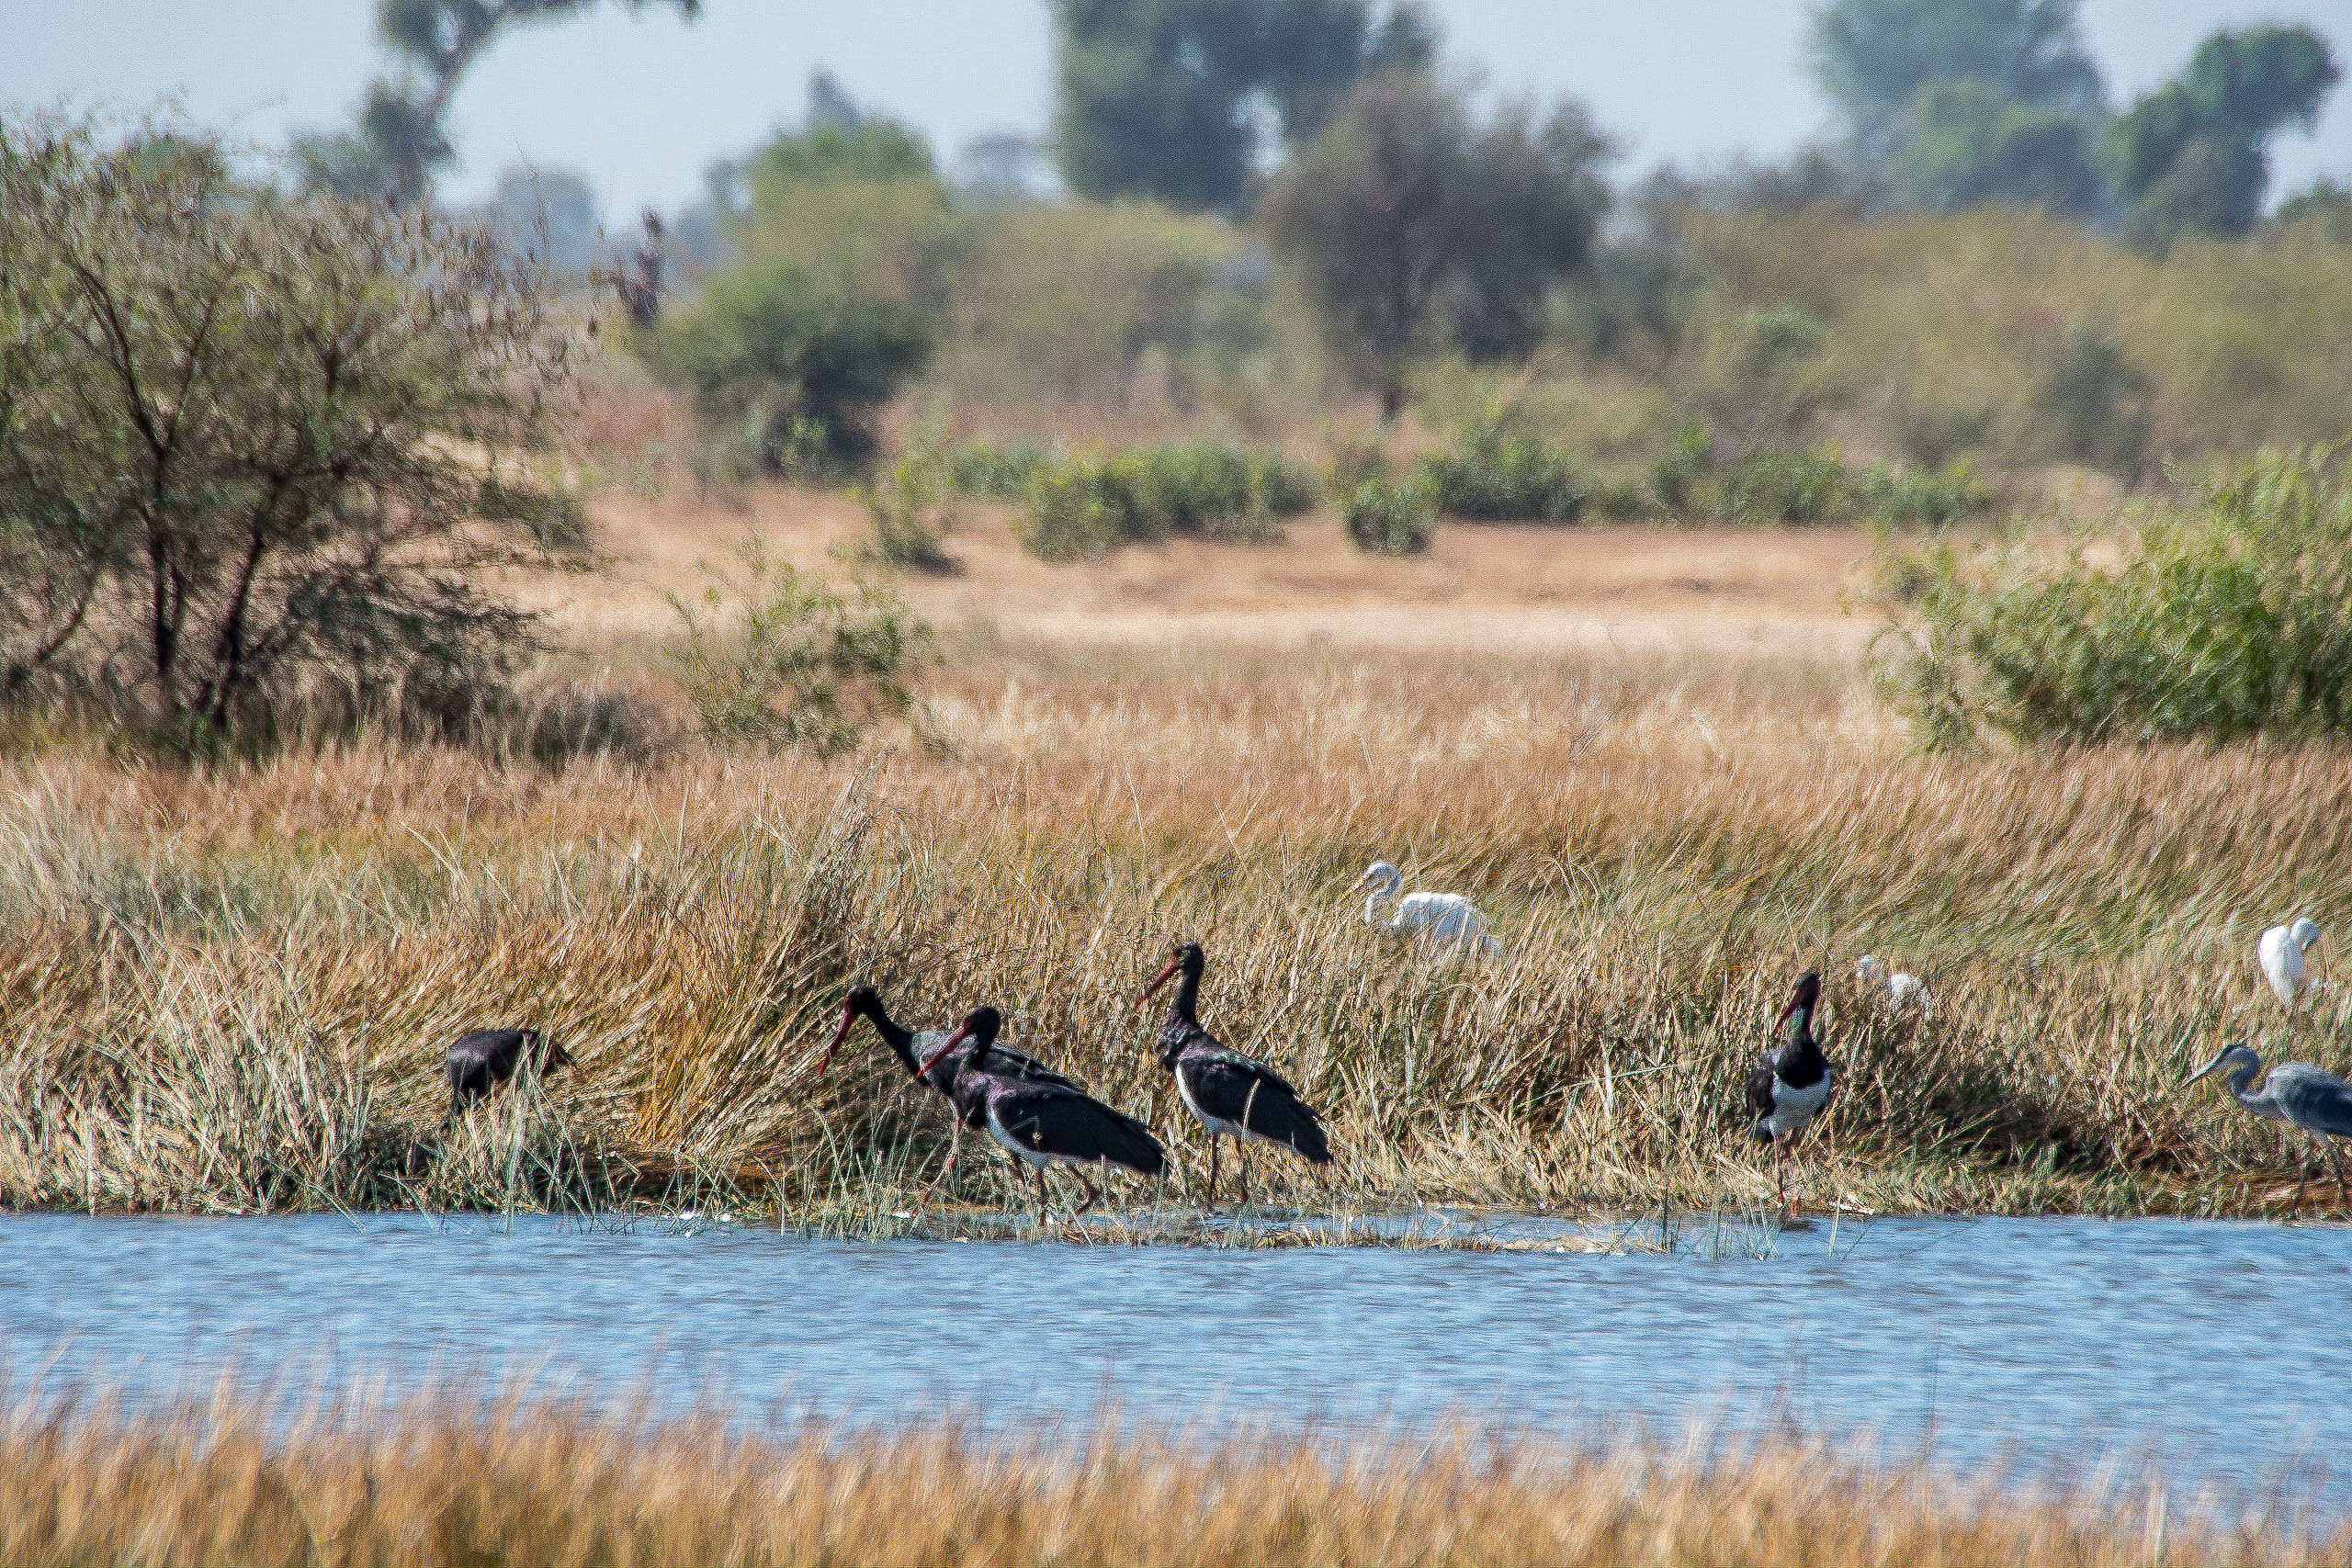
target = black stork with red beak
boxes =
[1140,941,1331,1205]
[822,985,1077,1186]
[914,1007,1165,1224]
[443,1028,572,1131]
[1746,969,1832,1215]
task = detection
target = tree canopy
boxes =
[0,117,574,738]
[2105,25,2341,245]
[1810,0,2103,163]
[296,0,701,203]
[1052,0,1435,211]
[1261,73,1611,419]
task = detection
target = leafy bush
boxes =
[856,445,959,574]
[636,256,932,478]
[1414,415,1588,523]
[1011,441,1312,561]
[0,115,568,741]
[662,541,928,754]
[1340,476,1436,556]
[1876,446,2352,748]
[1714,447,1852,524]
[941,436,1057,498]
[1849,462,1995,526]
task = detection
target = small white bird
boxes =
[1358,861,1500,956]
[2257,917,2322,1008]
[1856,953,1928,1010]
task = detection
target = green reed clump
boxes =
[1339,473,1436,555]
[1879,445,2352,749]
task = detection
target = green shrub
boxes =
[1648,423,1713,515]
[1414,415,1588,523]
[856,445,960,574]
[942,437,1057,499]
[1714,446,1852,524]
[2033,320,2154,477]
[1849,462,1995,526]
[662,540,928,754]
[1876,446,2352,748]
[636,256,932,478]
[1012,440,1309,560]
[1340,476,1436,556]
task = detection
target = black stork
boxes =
[1140,940,1331,1205]
[1745,970,1832,1215]
[443,1028,573,1131]
[914,1007,1165,1224]
[822,984,1078,1187]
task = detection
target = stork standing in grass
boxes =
[1141,940,1331,1205]
[442,1029,572,1131]
[2185,1040,2352,1206]
[822,985,1077,1188]
[914,1007,1164,1224]
[1358,862,1501,956]
[2257,919,2323,1009]
[1746,971,1832,1217]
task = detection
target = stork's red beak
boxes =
[1141,955,1182,1002]
[1773,997,1799,1031]
[820,1001,856,1073]
[915,1021,971,1080]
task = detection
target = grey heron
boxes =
[2184,1040,2352,1203]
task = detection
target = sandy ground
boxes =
[523,481,1882,666]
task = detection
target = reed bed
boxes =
[0,1379,2337,1567]
[4,645,2350,1220]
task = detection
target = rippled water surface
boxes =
[9,1212,2350,1499]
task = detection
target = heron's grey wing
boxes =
[2269,1064,2352,1137]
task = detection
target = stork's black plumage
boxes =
[825,985,1075,1116]
[1141,941,1330,1204]
[916,1008,1165,1222]
[825,986,1079,1190]
[442,1028,572,1130]
[1745,970,1831,1213]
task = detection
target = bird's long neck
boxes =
[1781,1004,1820,1066]
[1161,964,1202,1030]
[864,1002,919,1076]
[1364,882,1398,930]
[2229,1058,2286,1121]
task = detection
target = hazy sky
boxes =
[13,1,2352,220]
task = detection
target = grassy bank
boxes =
[0,1381,2335,1567]
[5,628,2349,1223]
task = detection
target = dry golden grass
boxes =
[7,452,2352,1219]
[0,1382,2332,1568]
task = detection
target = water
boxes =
[8,1211,2351,1503]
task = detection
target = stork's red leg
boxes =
[1035,1166,1050,1226]
[1205,1136,1221,1205]
[1075,1173,1102,1216]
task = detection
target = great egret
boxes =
[1746,971,1832,1215]
[1358,861,1501,956]
[1142,940,1332,1204]
[2256,918,2322,1008]
[2184,1040,2352,1203]
[1855,953,1928,1010]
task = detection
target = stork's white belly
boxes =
[1764,1073,1832,1138]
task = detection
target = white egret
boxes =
[2184,1040,2352,1203]
[2256,918,2322,1008]
[1855,953,1928,1010]
[1358,862,1500,956]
